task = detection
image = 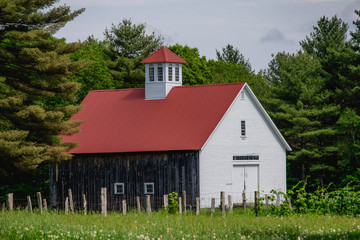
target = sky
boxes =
[55,0,360,72]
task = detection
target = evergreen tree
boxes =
[0,0,85,176]
[216,44,252,72]
[265,52,339,187]
[300,15,354,108]
[104,19,163,88]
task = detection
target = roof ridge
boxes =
[174,82,245,89]
[90,88,145,93]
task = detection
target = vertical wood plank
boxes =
[136,196,141,213]
[146,195,151,216]
[101,187,107,216]
[220,191,225,217]
[36,192,42,214]
[43,199,48,211]
[163,195,168,211]
[6,193,13,211]
[68,189,74,214]
[65,197,69,214]
[210,198,215,216]
[82,194,87,215]
[27,196,32,213]
[242,191,247,209]
[196,197,200,215]
[228,195,233,214]
[182,191,186,214]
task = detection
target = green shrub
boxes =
[168,192,179,214]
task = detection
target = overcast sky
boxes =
[55,0,360,72]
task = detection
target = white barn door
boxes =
[232,165,259,202]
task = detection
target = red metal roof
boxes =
[140,46,187,64]
[62,83,245,154]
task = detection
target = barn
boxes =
[49,47,291,211]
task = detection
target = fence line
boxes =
[2,189,288,216]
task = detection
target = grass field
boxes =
[1,209,360,239]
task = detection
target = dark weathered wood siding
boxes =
[50,151,199,211]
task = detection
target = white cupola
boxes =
[141,46,186,100]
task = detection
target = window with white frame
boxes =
[175,66,179,81]
[114,183,124,194]
[168,66,173,81]
[144,182,154,194]
[157,66,163,81]
[149,65,154,82]
[241,120,246,137]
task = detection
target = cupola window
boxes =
[157,66,163,81]
[149,65,154,82]
[168,65,173,81]
[175,66,179,81]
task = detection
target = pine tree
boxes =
[265,52,340,187]
[0,0,85,173]
[104,19,163,88]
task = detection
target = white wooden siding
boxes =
[199,87,287,207]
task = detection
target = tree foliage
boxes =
[69,37,114,103]
[265,12,360,188]
[216,44,252,72]
[0,0,85,175]
[104,19,163,88]
[168,44,212,85]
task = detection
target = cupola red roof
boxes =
[62,83,245,154]
[141,46,187,64]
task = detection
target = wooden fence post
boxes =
[276,193,281,206]
[196,197,200,215]
[36,192,42,214]
[182,191,187,214]
[220,191,225,217]
[228,195,233,214]
[210,198,215,216]
[254,191,259,216]
[101,187,107,216]
[6,193,13,211]
[82,194,87,215]
[242,191,247,209]
[68,189,74,214]
[178,197,182,215]
[286,197,293,210]
[65,197,69,214]
[27,196,32,213]
[146,195,151,216]
[163,194,169,211]
[136,196,141,213]
[122,200,127,214]
[43,199,48,211]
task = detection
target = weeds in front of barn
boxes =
[1,209,360,239]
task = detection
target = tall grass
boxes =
[1,209,360,239]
